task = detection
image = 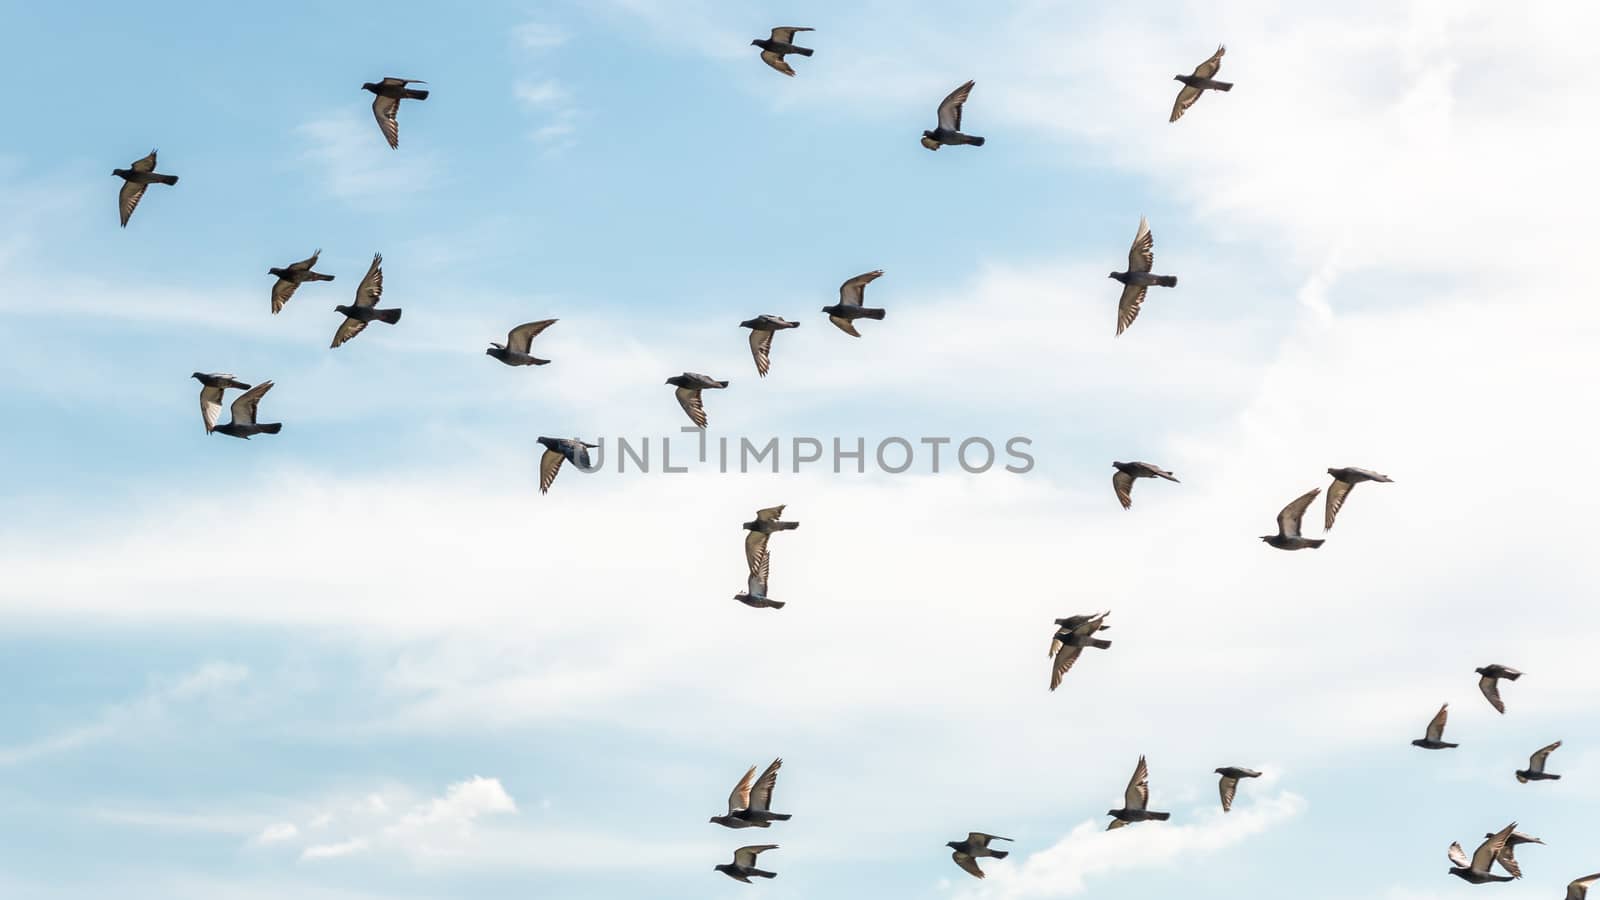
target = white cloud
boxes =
[296,777,515,864]
[301,838,370,861]
[256,823,300,844]
[512,22,570,52]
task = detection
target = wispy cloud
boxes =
[512,22,570,52]
[296,776,516,863]
[295,114,438,204]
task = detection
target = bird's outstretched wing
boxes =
[727,764,756,814]
[538,448,565,494]
[747,759,782,811]
[1124,756,1151,810]
[952,851,985,879]
[1277,488,1321,538]
[675,386,708,428]
[372,95,402,149]
[1424,703,1449,742]
[1112,470,1136,509]
[353,253,383,308]
[1324,478,1354,530]
[118,181,148,228]
[839,270,883,306]
[769,26,813,43]
[937,80,975,131]
[749,328,775,376]
[507,319,557,354]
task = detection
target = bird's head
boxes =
[268,267,286,277]
[334,304,354,317]
[1213,767,1227,775]
[1107,272,1119,279]
[361,82,378,93]
[739,318,758,328]
[486,344,503,353]
[112,168,126,178]
[190,372,205,382]
[749,39,761,46]
[1258,535,1273,543]
[1173,75,1185,83]
[944,841,959,850]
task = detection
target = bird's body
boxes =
[1411,703,1459,749]
[1449,823,1522,883]
[1170,46,1232,122]
[362,77,429,149]
[487,319,557,366]
[1049,611,1112,691]
[1516,740,1562,782]
[1110,217,1178,335]
[743,505,799,578]
[739,315,800,376]
[665,372,729,428]
[191,372,251,433]
[822,270,886,336]
[752,27,814,77]
[1111,460,1179,509]
[113,150,179,227]
[536,436,597,494]
[211,381,281,439]
[715,845,779,882]
[269,249,335,314]
[1106,756,1170,829]
[331,253,401,348]
[1214,767,1262,812]
[1324,466,1393,529]
[1261,488,1325,550]
[1476,664,1522,714]
[921,80,985,149]
[734,570,784,610]
[710,758,791,829]
[946,832,1011,879]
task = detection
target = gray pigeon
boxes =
[921,80,985,150]
[743,506,799,577]
[1324,467,1393,530]
[269,249,335,314]
[734,569,784,610]
[1488,830,1544,875]
[1449,823,1521,883]
[536,436,597,494]
[1411,703,1459,750]
[487,319,558,366]
[1567,873,1599,900]
[715,845,778,883]
[362,77,429,149]
[1049,612,1112,691]
[1516,741,1562,783]
[1110,216,1178,335]
[665,372,729,428]
[821,270,886,336]
[331,253,401,348]
[1260,488,1324,550]
[1214,767,1262,812]
[1476,664,1522,714]
[1049,611,1111,657]
[739,315,800,377]
[1112,461,1179,509]
[112,150,178,227]
[946,833,1011,879]
[211,381,281,439]
[709,759,792,829]
[1106,756,1170,829]
[751,27,814,77]
[191,373,251,434]
[1170,45,1232,123]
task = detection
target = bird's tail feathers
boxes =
[376,308,402,324]
[775,522,800,531]
[860,307,886,320]
[792,46,814,56]
[258,423,283,434]
[988,850,1009,860]
[1306,538,1326,548]
[1084,637,1112,650]
[311,273,336,282]
[1155,275,1178,287]
[1213,81,1234,91]
[1147,812,1171,821]
[157,174,179,185]
[405,88,430,100]
[766,600,786,609]
[750,870,777,879]
[967,136,987,146]
[530,357,551,366]
[767,812,793,820]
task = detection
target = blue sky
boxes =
[3,1,1599,898]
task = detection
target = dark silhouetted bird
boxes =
[743,506,798,577]
[1449,823,1521,883]
[751,27,814,76]
[212,381,281,439]
[191,373,251,434]
[1260,488,1324,550]
[487,320,557,366]
[946,833,1011,879]
[1111,216,1178,335]
[1049,612,1112,691]
[739,315,800,376]
[1112,461,1179,509]
[1049,611,1111,657]
[715,845,778,883]
[665,372,729,428]
[1324,467,1393,530]
[1107,756,1170,829]
[536,436,597,494]
[709,758,791,829]
[331,253,401,348]
[822,270,886,336]
[735,569,784,610]
[1517,741,1562,783]
[1567,872,1599,900]
[362,77,429,149]
[1170,45,1232,122]
[113,150,178,228]
[1476,664,1522,714]
[921,80,985,150]
[269,250,335,314]
[1215,767,1262,812]
[1412,703,1458,749]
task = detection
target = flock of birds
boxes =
[111,22,1594,895]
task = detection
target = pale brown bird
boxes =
[1324,467,1393,530]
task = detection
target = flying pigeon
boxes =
[1049,611,1111,657]
[751,27,814,77]
[1488,830,1544,875]
[743,506,799,577]
[268,249,335,314]
[362,77,429,149]
[715,845,778,883]
[946,833,1011,880]
[1324,467,1393,530]
[331,253,402,348]
[739,315,800,376]
[1516,741,1562,783]
[1170,45,1232,123]
[734,569,784,610]
[665,372,729,428]
[1214,767,1262,812]
[1049,612,1112,691]
[487,319,558,366]
[1449,823,1522,883]
[1411,703,1459,750]
[191,373,251,434]
[1476,664,1522,714]
[1567,872,1599,900]
[112,150,178,228]
[1260,488,1324,550]
[921,80,985,150]
[1111,461,1179,509]
[1110,216,1178,336]
[1106,755,1170,829]
[536,436,597,494]
[212,381,282,439]
[709,758,792,829]
[821,270,886,336]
